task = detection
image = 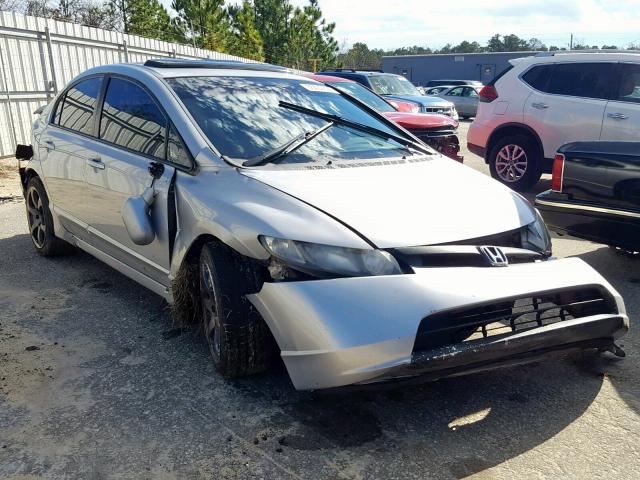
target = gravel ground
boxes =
[0,124,639,479]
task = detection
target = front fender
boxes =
[169,168,371,277]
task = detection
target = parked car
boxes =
[17,59,628,391]
[468,51,640,191]
[426,79,483,88]
[310,74,462,161]
[317,69,459,120]
[536,141,640,253]
[435,85,480,119]
[424,86,453,95]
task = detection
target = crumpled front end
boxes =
[248,257,628,390]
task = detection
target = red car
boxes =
[309,74,463,161]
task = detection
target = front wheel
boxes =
[198,242,274,378]
[489,134,542,191]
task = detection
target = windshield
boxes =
[167,76,410,164]
[368,75,421,96]
[326,81,396,113]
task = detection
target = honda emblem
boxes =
[478,246,509,267]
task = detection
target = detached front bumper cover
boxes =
[248,257,628,391]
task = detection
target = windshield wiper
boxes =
[278,101,432,156]
[243,121,334,167]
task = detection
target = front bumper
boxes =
[248,257,628,390]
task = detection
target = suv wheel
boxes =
[489,134,542,191]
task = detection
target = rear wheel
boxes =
[25,176,73,256]
[198,242,273,378]
[489,134,542,191]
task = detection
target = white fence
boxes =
[0,11,249,157]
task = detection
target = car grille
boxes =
[409,127,456,139]
[413,287,616,352]
[423,106,454,116]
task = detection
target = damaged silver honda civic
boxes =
[17,59,628,390]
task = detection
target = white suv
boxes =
[468,52,640,190]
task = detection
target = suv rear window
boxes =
[522,65,553,91]
[547,63,614,100]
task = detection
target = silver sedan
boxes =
[17,60,628,391]
[435,85,480,119]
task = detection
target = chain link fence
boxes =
[0,11,249,158]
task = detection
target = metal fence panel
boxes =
[0,11,250,157]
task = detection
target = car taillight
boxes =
[479,85,498,103]
[551,153,565,192]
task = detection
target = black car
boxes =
[536,141,640,252]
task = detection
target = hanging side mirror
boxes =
[122,162,164,246]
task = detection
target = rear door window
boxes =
[54,77,102,135]
[99,77,167,159]
[616,63,640,103]
[521,64,554,92]
[547,63,615,100]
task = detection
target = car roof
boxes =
[318,69,397,77]
[308,74,355,83]
[73,59,307,81]
[512,51,640,66]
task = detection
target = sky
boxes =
[164,0,640,51]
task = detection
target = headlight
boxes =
[521,208,552,256]
[260,236,403,277]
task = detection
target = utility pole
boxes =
[570,33,573,50]
[309,58,321,72]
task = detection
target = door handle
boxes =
[86,157,105,170]
[607,112,629,120]
[531,102,549,110]
[44,140,55,150]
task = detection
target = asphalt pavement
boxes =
[0,124,638,479]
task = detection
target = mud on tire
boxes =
[198,241,274,378]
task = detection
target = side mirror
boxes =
[122,187,156,245]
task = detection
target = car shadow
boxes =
[0,232,618,479]
[571,244,639,417]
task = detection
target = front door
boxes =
[524,62,614,159]
[83,76,175,286]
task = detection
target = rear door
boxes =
[83,76,193,286]
[442,87,466,115]
[523,62,615,159]
[601,62,640,141]
[39,76,103,238]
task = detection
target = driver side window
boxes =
[448,87,464,96]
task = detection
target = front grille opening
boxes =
[413,287,615,352]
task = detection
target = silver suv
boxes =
[468,52,640,191]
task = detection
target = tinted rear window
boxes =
[55,77,102,135]
[522,65,553,91]
[547,63,615,100]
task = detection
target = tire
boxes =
[198,242,273,378]
[25,176,74,256]
[489,134,542,191]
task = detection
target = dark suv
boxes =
[318,69,458,119]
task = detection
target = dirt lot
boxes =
[1,125,639,479]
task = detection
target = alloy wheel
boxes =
[200,262,222,359]
[495,144,528,183]
[26,186,46,249]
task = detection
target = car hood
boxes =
[383,112,458,130]
[383,94,452,107]
[240,158,535,248]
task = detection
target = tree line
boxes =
[1,0,338,70]
[338,34,634,71]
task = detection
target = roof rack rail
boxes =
[143,58,291,72]
[535,49,640,57]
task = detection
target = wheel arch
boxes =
[486,123,544,164]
